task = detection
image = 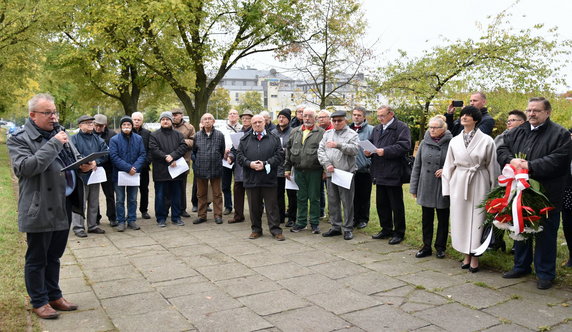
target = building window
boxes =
[270,94,278,98]
[235,93,239,102]
[243,81,246,86]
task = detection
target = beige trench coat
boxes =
[442,130,499,254]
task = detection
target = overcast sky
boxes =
[240,0,572,91]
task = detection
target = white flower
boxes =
[493,220,511,230]
[509,233,526,241]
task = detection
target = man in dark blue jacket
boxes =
[445,92,495,136]
[109,116,147,232]
[237,115,285,240]
[366,106,411,245]
[71,115,109,237]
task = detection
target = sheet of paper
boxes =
[358,140,377,153]
[230,132,244,149]
[168,157,190,179]
[331,168,354,190]
[285,176,299,190]
[222,158,233,169]
[118,171,140,186]
[87,167,107,185]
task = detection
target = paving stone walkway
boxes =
[41,193,572,332]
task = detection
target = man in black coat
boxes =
[94,114,117,226]
[365,106,411,245]
[237,115,285,240]
[149,112,189,227]
[132,111,152,219]
[498,97,572,290]
[445,92,495,136]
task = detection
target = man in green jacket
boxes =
[285,108,325,234]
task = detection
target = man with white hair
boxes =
[260,110,276,132]
[131,111,152,219]
[285,108,325,234]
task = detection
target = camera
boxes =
[451,100,464,107]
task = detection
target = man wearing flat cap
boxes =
[149,112,189,227]
[318,111,360,240]
[70,115,109,237]
[94,114,117,226]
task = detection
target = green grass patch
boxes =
[0,141,36,330]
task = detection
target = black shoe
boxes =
[322,229,342,237]
[311,225,321,234]
[207,206,213,212]
[88,227,106,234]
[141,212,151,219]
[344,231,353,240]
[502,269,529,279]
[215,217,223,224]
[461,263,470,269]
[181,211,191,218]
[75,230,88,238]
[223,208,232,215]
[290,225,305,233]
[356,222,367,229]
[193,218,207,224]
[388,236,403,245]
[110,221,118,227]
[372,231,392,240]
[469,266,479,273]
[415,248,432,258]
[191,206,198,212]
[285,220,294,227]
[537,279,553,290]
[436,250,446,259]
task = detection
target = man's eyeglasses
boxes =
[34,111,59,117]
[331,119,345,123]
[506,119,524,123]
[428,126,443,130]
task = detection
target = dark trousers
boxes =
[25,198,71,308]
[286,189,297,222]
[191,174,198,208]
[320,179,326,216]
[180,171,189,213]
[222,167,233,210]
[277,177,286,222]
[375,184,406,237]
[98,169,116,222]
[246,186,282,235]
[563,207,572,258]
[155,180,182,223]
[233,181,246,221]
[513,208,560,281]
[421,206,449,251]
[353,172,372,225]
[139,167,150,213]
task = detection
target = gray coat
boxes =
[318,126,360,174]
[8,119,80,232]
[270,125,292,177]
[409,130,452,209]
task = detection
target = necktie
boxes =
[257,132,262,141]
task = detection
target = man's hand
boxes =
[129,167,137,175]
[510,158,528,170]
[376,148,384,156]
[227,157,233,164]
[447,103,455,114]
[411,193,417,199]
[54,131,68,144]
[364,150,372,157]
[165,154,173,163]
[326,165,334,173]
[284,171,291,180]
[326,141,337,149]
[79,160,95,173]
[170,160,177,167]
[250,160,264,171]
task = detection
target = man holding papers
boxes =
[109,116,147,232]
[365,106,411,245]
[70,114,109,238]
[318,111,360,240]
[192,113,226,225]
[172,108,196,218]
[149,112,189,227]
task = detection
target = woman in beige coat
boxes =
[442,106,499,273]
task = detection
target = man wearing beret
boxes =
[70,114,109,237]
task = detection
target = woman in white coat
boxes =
[442,106,499,273]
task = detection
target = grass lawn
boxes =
[357,184,572,287]
[0,131,37,330]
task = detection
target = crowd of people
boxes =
[7,92,572,319]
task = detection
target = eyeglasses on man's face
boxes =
[34,111,59,117]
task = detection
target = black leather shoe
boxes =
[87,227,105,234]
[436,250,446,259]
[193,218,207,224]
[214,217,223,224]
[469,266,479,273]
[537,279,553,290]
[343,231,353,240]
[388,236,403,245]
[322,229,342,237]
[372,231,392,240]
[141,212,151,219]
[74,230,88,238]
[181,211,191,218]
[415,248,432,258]
[356,222,367,229]
[502,269,529,279]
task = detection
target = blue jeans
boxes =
[115,184,138,224]
[155,180,182,223]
